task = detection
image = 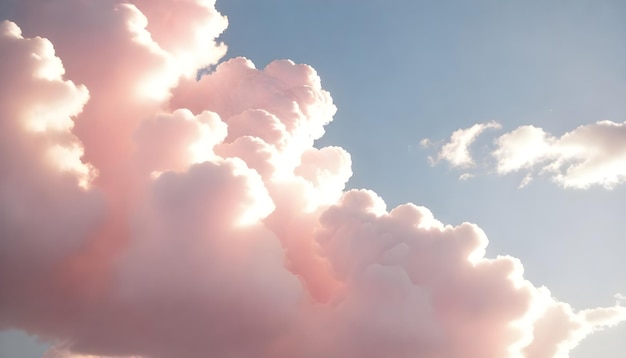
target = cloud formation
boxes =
[422,121,501,168]
[425,120,626,189]
[494,121,626,189]
[1,1,625,358]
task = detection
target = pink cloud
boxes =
[1,1,624,358]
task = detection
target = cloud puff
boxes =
[426,120,626,189]
[1,1,625,358]
[423,121,501,168]
[494,121,626,189]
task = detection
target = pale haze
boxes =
[0,1,625,358]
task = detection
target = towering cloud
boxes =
[1,1,624,358]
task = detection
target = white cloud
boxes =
[494,120,626,189]
[493,125,553,175]
[428,120,626,189]
[425,121,501,168]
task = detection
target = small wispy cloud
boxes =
[422,121,501,168]
[426,120,626,189]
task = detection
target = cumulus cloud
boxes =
[423,121,502,168]
[1,1,625,358]
[493,121,626,189]
[426,120,626,189]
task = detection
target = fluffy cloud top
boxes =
[425,120,626,189]
[1,1,625,358]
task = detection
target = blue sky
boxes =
[1,0,625,357]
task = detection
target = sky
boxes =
[0,0,625,357]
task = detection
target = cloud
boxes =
[494,121,626,189]
[427,120,626,189]
[1,1,625,358]
[423,121,501,168]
